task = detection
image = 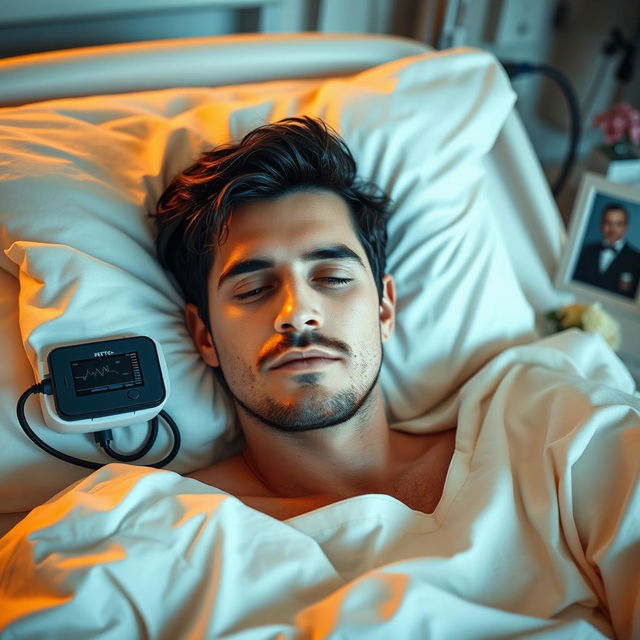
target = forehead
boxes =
[210,189,366,276]
[602,208,627,223]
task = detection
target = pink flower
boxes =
[594,102,640,146]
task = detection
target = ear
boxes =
[379,274,396,343]
[184,303,219,368]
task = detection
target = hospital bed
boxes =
[0,33,638,638]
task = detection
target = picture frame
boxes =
[555,172,640,316]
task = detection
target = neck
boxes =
[238,386,395,498]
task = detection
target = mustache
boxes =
[258,332,352,369]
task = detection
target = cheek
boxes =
[211,305,275,369]
[331,294,382,340]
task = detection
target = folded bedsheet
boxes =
[0,331,638,639]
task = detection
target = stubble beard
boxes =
[213,333,383,433]
[231,362,381,432]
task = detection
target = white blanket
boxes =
[1,331,638,639]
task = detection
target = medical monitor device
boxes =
[40,336,169,433]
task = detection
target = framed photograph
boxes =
[556,172,640,316]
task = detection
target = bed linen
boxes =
[1,330,638,640]
[0,46,536,514]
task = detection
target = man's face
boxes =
[186,189,395,432]
[601,208,628,245]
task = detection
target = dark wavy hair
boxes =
[153,116,391,331]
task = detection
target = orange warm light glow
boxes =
[0,535,127,628]
[19,267,77,337]
[55,542,127,571]
[377,572,408,620]
[0,594,73,629]
[0,466,162,627]
[295,572,408,634]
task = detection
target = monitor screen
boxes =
[71,352,144,396]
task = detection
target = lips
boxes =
[268,348,341,370]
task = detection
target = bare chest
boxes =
[189,433,455,521]
[237,460,447,520]
[382,454,452,515]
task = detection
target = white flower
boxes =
[581,302,621,350]
[556,303,588,328]
[549,302,622,350]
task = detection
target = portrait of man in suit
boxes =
[573,202,640,300]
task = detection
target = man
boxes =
[573,203,640,299]
[146,117,639,639]
[155,116,456,519]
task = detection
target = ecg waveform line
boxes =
[74,365,126,382]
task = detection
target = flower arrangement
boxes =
[546,302,621,350]
[593,102,640,159]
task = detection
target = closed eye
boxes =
[235,286,272,301]
[234,275,353,302]
[315,277,352,287]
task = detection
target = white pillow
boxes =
[0,48,535,511]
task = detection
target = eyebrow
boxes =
[217,243,364,289]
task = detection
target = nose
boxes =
[274,280,322,333]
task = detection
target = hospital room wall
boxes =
[2,1,637,117]
[0,0,416,58]
[1,0,638,172]
[421,0,640,164]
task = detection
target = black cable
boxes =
[16,382,180,470]
[616,36,637,84]
[149,410,181,469]
[94,411,180,468]
[17,383,101,470]
[94,419,159,462]
[502,61,582,199]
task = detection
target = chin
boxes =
[237,383,377,433]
